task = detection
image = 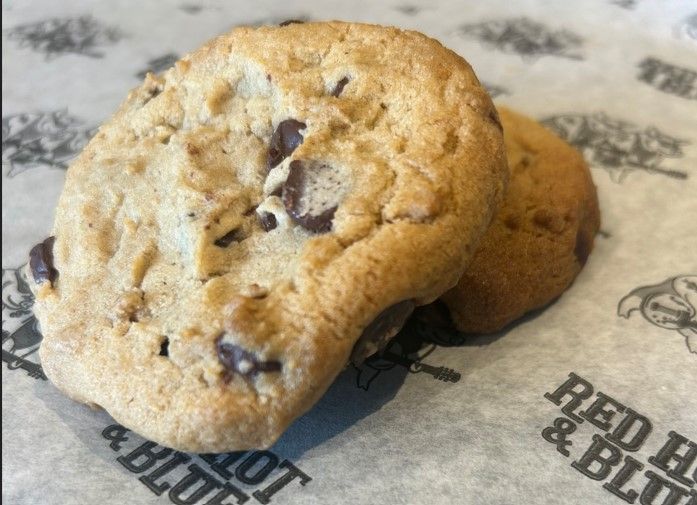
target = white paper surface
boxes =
[3,1,697,504]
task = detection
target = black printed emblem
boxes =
[541,113,689,182]
[394,5,422,16]
[353,315,462,391]
[2,267,46,380]
[179,4,204,14]
[675,12,697,41]
[610,0,639,8]
[6,15,123,58]
[483,82,508,99]
[2,111,96,177]
[455,18,583,60]
[102,425,312,503]
[136,53,179,80]
[231,16,310,30]
[618,275,697,355]
[637,58,697,100]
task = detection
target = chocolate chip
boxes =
[214,228,242,247]
[350,300,416,365]
[143,84,162,105]
[574,227,593,266]
[216,337,281,379]
[267,119,306,170]
[147,87,161,99]
[258,212,277,231]
[282,160,346,233]
[29,236,58,286]
[159,337,169,357]
[279,19,304,26]
[331,76,350,97]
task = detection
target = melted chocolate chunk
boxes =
[350,300,416,365]
[159,337,170,357]
[214,228,242,247]
[282,160,345,233]
[258,212,277,231]
[216,337,281,379]
[29,236,58,285]
[331,76,350,97]
[574,227,593,266]
[267,119,306,170]
[279,19,305,26]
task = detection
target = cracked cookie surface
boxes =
[441,106,600,334]
[28,21,507,452]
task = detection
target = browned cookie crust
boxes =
[441,106,600,334]
[28,21,507,452]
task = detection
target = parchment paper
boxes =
[3,1,696,504]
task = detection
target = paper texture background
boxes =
[3,1,696,504]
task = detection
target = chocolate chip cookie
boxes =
[28,21,507,452]
[441,106,600,334]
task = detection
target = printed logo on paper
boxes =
[394,5,422,16]
[455,18,583,60]
[179,4,204,15]
[101,424,312,504]
[230,16,311,30]
[609,0,639,9]
[674,12,697,41]
[2,111,96,177]
[6,15,123,58]
[136,53,180,80]
[483,82,508,99]
[2,267,46,380]
[618,275,697,355]
[637,58,697,100]
[541,113,689,182]
[542,373,697,503]
[353,314,462,391]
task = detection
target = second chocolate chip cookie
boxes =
[441,106,600,334]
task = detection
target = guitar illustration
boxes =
[2,349,47,380]
[646,298,697,330]
[380,351,461,383]
[354,314,463,390]
[618,275,697,354]
[2,267,48,380]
